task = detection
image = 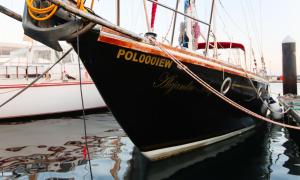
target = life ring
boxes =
[220,77,232,95]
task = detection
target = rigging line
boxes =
[241,1,256,45]
[215,13,237,64]
[149,38,299,130]
[162,11,175,44]
[245,0,263,58]
[0,48,72,109]
[219,0,259,69]
[76,30,94,180]
[240,1,255,69]
[218,0,253,68]
[214,14,236,65]
[216,12,230,40]
[241,59,290,115]
[147,0,210,26]
[252,0,263,56]
[248,2,262,57]
[218,0,248,38]
[259,0,263,54]
[240,1,251,42]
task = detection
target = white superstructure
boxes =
[0,42,106,120]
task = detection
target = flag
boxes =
[184,0,190,13]
[151,0,158,30]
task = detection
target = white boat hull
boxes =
[0,80,106,120]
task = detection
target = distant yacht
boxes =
[0,42,106,120]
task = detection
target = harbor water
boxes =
[0,83,300,179]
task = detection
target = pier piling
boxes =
[282,36,297,95]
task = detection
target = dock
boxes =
[278,94,300,125]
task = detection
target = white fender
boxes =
[269,102,283,120]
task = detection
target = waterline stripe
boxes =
[142,125,255,161]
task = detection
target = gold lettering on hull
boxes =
[153,72,195,94]
[116,49,173,69]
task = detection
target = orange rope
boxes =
[26,0,58,21]
[26,0,91,21]
[77,0,86,11]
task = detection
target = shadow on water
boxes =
[128,124,300,180]
[0,113,300,179]
[128,125,270,180]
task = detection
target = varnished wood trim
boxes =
[98,32,268,84]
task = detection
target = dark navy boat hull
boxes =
[71,30,269,154]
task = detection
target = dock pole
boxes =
[282,36,297,95]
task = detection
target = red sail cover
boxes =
[198,42,245,52]
[151,0,158,30]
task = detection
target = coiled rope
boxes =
[26,0,93,21]
[148,37,300,130]
[26,0,58,21]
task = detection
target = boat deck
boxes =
[278,94,300,125]
[0,78,93,87]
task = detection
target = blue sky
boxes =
[1,0,300,75]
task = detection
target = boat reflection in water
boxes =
[0,137,133,179]
[0,113,132,179]
[128,121,271,180]
[283,140,300,176]
[0,114,300,179]
[277,126,300,178]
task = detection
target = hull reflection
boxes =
[127,125,270,180]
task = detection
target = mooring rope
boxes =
[0,48,72,109]
[240,62,291,115]
[76,29,94,179]
[148,37,300,130]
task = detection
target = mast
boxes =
[171,0,179,45]
[116,0,120,26]
[143,0,151,32]
[204,0,216,56]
